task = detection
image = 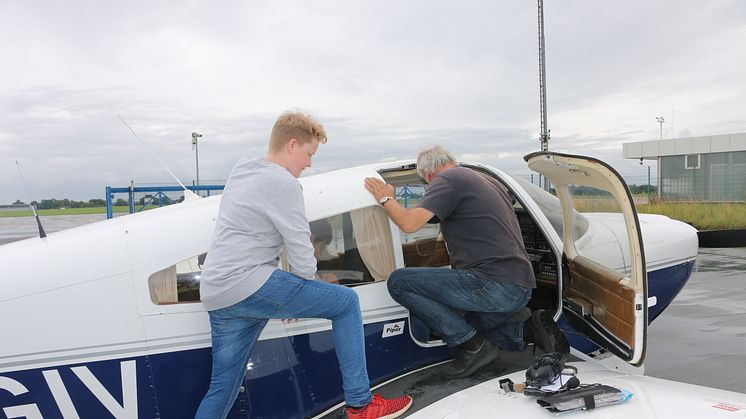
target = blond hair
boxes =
[269,110,327,153]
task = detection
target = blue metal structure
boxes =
[395,185,422,208]
[105,184,225,219]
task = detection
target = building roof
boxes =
[623,132,746,160]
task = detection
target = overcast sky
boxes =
[1,0,745,204]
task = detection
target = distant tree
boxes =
[38,199,59,209]
[568,185,611,196]
[19,197,135,209]
[628,184,657,194]
[88,198,105,207]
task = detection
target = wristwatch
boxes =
[379,196,393,206]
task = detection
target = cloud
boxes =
[0,0,744,203]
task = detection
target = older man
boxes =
[365,145,568,379]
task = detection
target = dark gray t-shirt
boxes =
[418,166,536,289]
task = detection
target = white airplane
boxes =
[1,151,727,419]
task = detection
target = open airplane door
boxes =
[525,152,647,365]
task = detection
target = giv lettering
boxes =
[1,360,137,419]
[0,377,43,419]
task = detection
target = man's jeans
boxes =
[387,267,531,351]
[195,270,372,419]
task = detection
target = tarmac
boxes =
[645,247,746,394]
[0,213,106,245]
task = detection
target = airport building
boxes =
[624,132,746,201]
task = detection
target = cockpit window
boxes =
[507,175,589,240]
[148,253,205,304]
[293,205,396,286]
[148,206,396,305]
[394,184,451,268]
[566,184,630,274]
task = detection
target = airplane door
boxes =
[526,152,647,365]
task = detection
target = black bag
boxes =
[536,384,624,412]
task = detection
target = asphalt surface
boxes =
[0,213,106,245]
[645,247,746,394]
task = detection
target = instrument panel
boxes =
[516,209,558,282]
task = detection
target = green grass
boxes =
[0,206,131,217]
[636,201,746,230]
[572,196,621,213]
[563,195,746,230]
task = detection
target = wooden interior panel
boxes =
[402,239,451,268]
[536,277,557,289]
[567,256,635,347]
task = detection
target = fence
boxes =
[105,183,225,219]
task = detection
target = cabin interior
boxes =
[377,164,561,343]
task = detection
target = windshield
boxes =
[507,174,589,240]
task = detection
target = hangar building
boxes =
[623,133,746,201]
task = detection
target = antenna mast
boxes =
[118,115,199,201]
[15,160,47,238]
[538,0,549,153]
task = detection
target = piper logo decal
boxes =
[382,321,405,338]
[713,403,740,412]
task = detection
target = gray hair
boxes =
[416,145,457,178]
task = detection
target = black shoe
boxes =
[442,338,499,379]
[528,309,569,354]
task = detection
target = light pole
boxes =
[655,116,665,140]
[654,117,664,201]
[192,132,203,186]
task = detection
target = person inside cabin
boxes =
[310,218,341,262]
[364,144,569,379]
[310,218,342,283]
[195,110,412,419]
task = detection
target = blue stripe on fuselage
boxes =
[0,318,449,419]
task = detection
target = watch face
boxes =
[379,196,391,205]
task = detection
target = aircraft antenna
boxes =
[118,115,199,201]
[537,0,552,191]
[15,160,47,238]
[538,0,550,154]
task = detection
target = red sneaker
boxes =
[345,393,413,419]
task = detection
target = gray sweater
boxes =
[199,157,317,311]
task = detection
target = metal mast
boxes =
[538,0,549,153]
[192,132,203,186]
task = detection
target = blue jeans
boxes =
[387,267,531,351]
[195,270,372,419]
